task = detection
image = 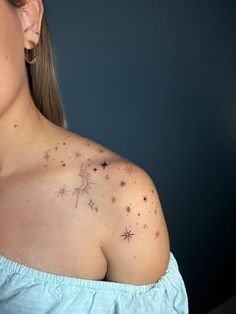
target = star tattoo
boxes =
[100,159,110,170]
[125,166,136,176]
[55,184,71,199]
[120,227,135,242]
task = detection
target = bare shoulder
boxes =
[48,128,170,284]
[94,158,171,285]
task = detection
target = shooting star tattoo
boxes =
[120,227,135,242]
[100,159,110,170]
[72,163,95,208]
[55,184,71,199]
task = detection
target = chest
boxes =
[0,179,107,280]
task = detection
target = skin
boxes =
[0,0,170,284]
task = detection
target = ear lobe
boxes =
[17,0,44,49]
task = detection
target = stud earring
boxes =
[24,40,39,64]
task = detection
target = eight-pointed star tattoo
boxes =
[120,227,135,242]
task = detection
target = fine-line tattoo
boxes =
[120,227,135,242]
[55,184,71,199]
[72,163,95,208]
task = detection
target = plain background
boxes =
[45,1,236,313]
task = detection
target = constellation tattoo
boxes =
[72,163,95,208]
[120,227,135,242]
[100,159,110,170]
[55,184,71,200]
[125,166,136,176]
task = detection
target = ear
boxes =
[17,0,44,49]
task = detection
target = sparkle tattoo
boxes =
[55,184,71,199]
[72,163,95,208]
[125,166,136,176]
[120,227,135,242]
[70,150,82,160]
[43,150,51,162]
[100,159,110,170]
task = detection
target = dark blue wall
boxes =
[45,1,236,313]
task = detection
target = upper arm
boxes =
[101,160,170,285]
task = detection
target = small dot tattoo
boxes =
[155,230,160,239]
[126,206,131,213]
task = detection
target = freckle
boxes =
[134,181,136,184]
[55,146,58,150]
[138,213,140,216]
[111,197,116,203]
[133,255,136,259]
[44,165,47,167]
[62,163,66,167]
[61,161,64,163]
[62,142,66,145]
[14,124,18,128]
[135,223,138,225]
[126,206,131,213]
[149,211,150,213]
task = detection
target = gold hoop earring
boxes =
[24,40,39,64]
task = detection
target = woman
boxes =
[0,0,188,313]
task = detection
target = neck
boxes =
[0,85,51,179]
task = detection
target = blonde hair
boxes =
[7,0,68,129]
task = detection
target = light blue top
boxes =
[0,251,188,313]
